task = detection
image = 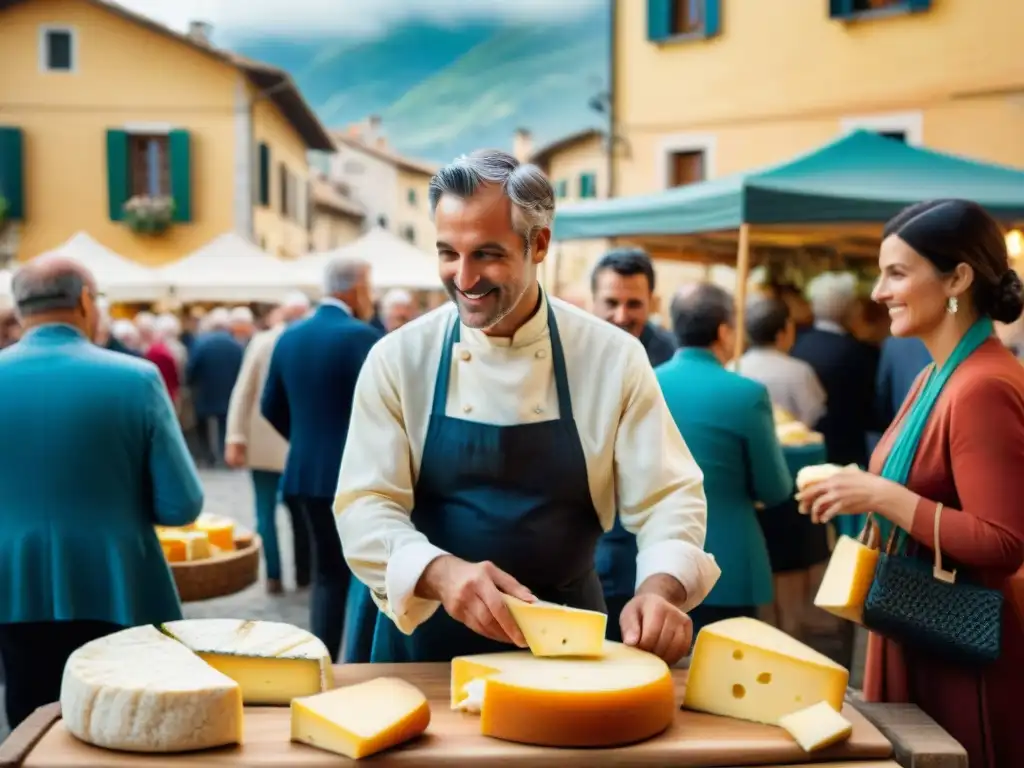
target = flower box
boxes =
[123,195,175,234]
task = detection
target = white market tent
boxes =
[0,269,12,311]
[45,232,168,302]
[159,233,306,303]
[298,227,442,293]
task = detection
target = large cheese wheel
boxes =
[60,625,243,753]
[60,619,333,753]
[451,642,675,748]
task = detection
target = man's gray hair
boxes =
[12,267,85,319]
[323,256,368,296]
[806,271,858,323]
[381,288,413,312]
[428,149,555,243]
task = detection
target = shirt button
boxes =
[460,350,471,362]
[535,349,547,359]
[463,404,473,414]
[534,406,544,415]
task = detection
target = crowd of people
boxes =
[0,148,1022,766]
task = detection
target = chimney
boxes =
[187,20,213,45]
[513,128,533,163]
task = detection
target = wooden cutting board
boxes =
[3,664,892,768]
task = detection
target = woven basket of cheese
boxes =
[157,514,261,601]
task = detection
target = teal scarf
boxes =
[875,317,993,548]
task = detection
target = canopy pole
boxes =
[732,223,751,366]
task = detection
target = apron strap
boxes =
[432,298,575,421]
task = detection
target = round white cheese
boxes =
[60,625,243,753]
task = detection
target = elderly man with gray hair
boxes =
[0,255,203,729]
[379,288,418,333]
[334,148,717,665]
[790,272,881,469]
[261,257,380,660]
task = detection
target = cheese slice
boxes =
[814,534,880,624]
[683,617,848,725]
[194,514,236,551]
[60,625,243,753]
[794,463,857,492]
[778,701,853,752]
[501,594,607,657]
[451,641,675,748]
[291,677,430,759]
[157,529,213,561]
[163,619,333,704]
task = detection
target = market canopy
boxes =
[298,227,442,292]
[0,269,12,310]
[553,130,1024,259]
[43,232,168,302]
[159,233,304,303]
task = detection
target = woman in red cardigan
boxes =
[799,199,1024,768]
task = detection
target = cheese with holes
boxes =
[778,701,853,752]
[60,625,244,753]
[814,534,880,624]
[683,617,848,725]
[291,677,430,759]
[451,642,674,747]
[501,595,607,657]
[163,619,333,705]
[194,514,236,551]
[157,529,213,562]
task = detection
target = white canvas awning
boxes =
[45,232,168,302]
[159,233,307,303]
[0,270,12,311]
[298,227,442,293]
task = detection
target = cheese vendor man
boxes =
[334,149,720,664]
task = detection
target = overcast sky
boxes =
[116,0,605,38]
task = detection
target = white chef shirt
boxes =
[334,293,721,634]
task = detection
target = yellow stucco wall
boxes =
[252,93,311,260]
[395,167,435,252]
[310,208,362,252]
[544,136,610,297]
[613,0,1024,197]
[0,0,241,265]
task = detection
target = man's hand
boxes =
[224,442,247,469]
[417,556,535,647]
[620,574,693,665]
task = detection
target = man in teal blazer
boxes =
[0,255,204,730]
[656,284,792,637]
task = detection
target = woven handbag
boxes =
[862,504,1003,666]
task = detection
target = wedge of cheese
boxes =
[291,677,430,759]
[501,594,607,657]
[778,701,853,752]
[451,642,675,747]
[814,534,880,624]
[61,625,244,753]
[163,619,333,704]
[194,514,236,551]
[683,617,848,725]
[157,529,213,562]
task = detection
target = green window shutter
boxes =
[0,127,25,221]
[169,129,192,222]
[907,0,931,11]
[704,0,722,37]
[647,0,672,41]
[579,172,597,199]
[105,129,128,221]
[258,143,270,206]
[829,0,852,18]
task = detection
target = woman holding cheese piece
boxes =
[797,199,1024,768]
[333,149,719,666]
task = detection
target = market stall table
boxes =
[0,661,964,768]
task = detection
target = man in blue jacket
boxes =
[186,308,244,467]
[262,257,381,661]
[0,255,203,729]
[655,283,792,637]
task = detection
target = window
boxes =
[578,173,598,199]
[128,134,170,197]
[840,112,923,145]
[878,131,906,143]
[555,180,568,199]
[0,127,25,221]
[669,151,705,187]
[401,225,416,244]
[377,214,388,229]
[829,0,931,20]
[40,27,75,72]
[407,188,417,206]
[256,143,271,206]
[647,0,721,42]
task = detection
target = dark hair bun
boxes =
[989,270,1024,324]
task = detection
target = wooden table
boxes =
[0,664,966,767]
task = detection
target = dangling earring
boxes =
[947,296,959,315]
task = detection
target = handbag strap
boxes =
[932,502,958,584]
